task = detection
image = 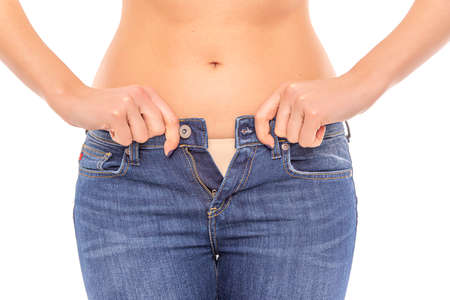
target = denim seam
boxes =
[97,153,112,170]
[179,119,207,148]
[214,216,218,255]
[207,145,257,218]
[206,153,249,218]
[271,137,284,159]
[179,144,207,149]
[208,197,233,220]
[324,130,345,139]
[140,144,207,150]
[88,131,123,147]
[82,143,108,156]
[237,142,262,148]
[129,144,133,162]
[78,154,130,178]
[182,147,214,199]
[281,143,353,180]
[81,147,114,171]
[81,148,105,159]
[233,145,258,193]
[128,143,140,166]
[207,147,247,214]
[208,216,218,257]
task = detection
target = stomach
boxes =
[92,0,336,138]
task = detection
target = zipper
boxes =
[185,148,217,199]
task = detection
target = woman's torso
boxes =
[92,0,336,138]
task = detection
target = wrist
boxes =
[43,81,91,106]
[43,82,93,127]
[339,66,391,111]
[342,65,391,96]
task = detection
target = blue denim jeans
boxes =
[73,114,358,300]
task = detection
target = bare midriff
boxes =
[92,0,336,138]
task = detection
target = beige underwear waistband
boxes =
[208,138,236,177]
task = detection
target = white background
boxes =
[0,0,448,299]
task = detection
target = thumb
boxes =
[255,81,291,148]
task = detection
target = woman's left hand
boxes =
[254,71,385,148]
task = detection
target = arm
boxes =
[348,0,450,96]
[0,0,179,155]
[0,0,85,99]
[256,0,450,148]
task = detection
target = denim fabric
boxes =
[73,114,358,300]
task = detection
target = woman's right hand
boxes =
[46,84,180,157]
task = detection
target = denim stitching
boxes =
[79,154,127,176]
[81,149,104,159]
[208,196,233,219]
[78,154,130,178]
[96,153,111,170]
[207,145,258,218]
[214,217,218,255]
[88,131,123,147]
[178,119,207,148]
[182,147,214,199]
[208,216,218,257]
[129,144,133,162]
[206,150,252,218]
[140,145,163,149]
[281,143,353,180]
[82,143,107,156]
[324,130,345,139]
[233,145,258,194]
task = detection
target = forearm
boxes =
[0,0,87,102]
[346,0,450,95]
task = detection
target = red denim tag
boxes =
[79,152,83,161]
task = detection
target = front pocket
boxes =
[78,137,130,178]
[281,134,353,180]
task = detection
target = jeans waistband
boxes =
[85,114,349,151]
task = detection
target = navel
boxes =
[208,61,222,68]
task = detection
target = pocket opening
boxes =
[280,139,353,180]
[78,142,129,178]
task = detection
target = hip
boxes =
[74,115,356,211]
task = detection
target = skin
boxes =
[0,0,449,157]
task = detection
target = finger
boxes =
[255,81,291,148]
[274,82,299,138]
[273,97,291,139]
[133,94,166,138]
[286,105,304,143]
[125,97,149,143]
[109,109,133,146]
[141,87,180,156]
[298,110,324,147]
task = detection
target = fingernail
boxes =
[166,149,174,158]
[266,143,274,149]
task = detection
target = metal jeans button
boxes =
[281,143,289,150]
[179,124,192,139]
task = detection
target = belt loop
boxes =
[269,119,281,159]
[127,141,140,166]
[344,120,351,143]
